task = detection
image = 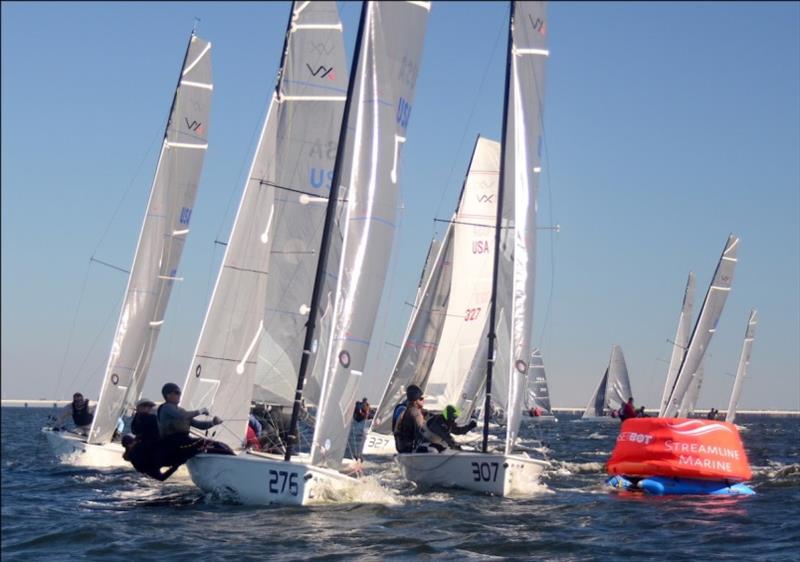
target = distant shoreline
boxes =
[2,399,798,416]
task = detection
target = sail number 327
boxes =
[268,469,299,496]
[471,461,499,482]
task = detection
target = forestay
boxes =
[310,1,430,469]
[524,348,552,414]
[658,272,695,416]
[661,234,739,418]
[88,34,212,444]
[180,2,346,450]
[725,309,758,424]
[492,1,549,455]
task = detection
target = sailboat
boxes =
[179,0,430,506]
[581,345,632,420]
[43,32,213,467]
[607,235,755,495]
[658,272,695,416]
[396,0,551,496]
[725,309,758,424]
[364,135,500,456]
[522,348,556,421]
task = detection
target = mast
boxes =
[483,1,515,453]
[284,3,369,461]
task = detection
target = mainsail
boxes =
[582,345,632,418]
[88,33,212,444]
[661,234,739,418]
[309,1,430,469]
[180,2,346,450]
[658,272,695,415]
[524,348,552,415]
[485,0,548,455]
[370,136,500,436]
[725,309,758,424]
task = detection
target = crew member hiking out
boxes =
[122,434,181,482]
[619,397,637,422]
[392,385,441,453]
[131,398,160,442]
[157,382,230,466]
[425,405,477,452]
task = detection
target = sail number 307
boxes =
[471,461,499,482]
[268,469,299,496]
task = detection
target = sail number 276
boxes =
[471,461,499,482]
[268,469,299,496]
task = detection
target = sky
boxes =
[2,1,798,411]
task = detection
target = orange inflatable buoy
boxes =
[607,418,752,481]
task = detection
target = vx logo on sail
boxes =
[185,118,204,133]
[306,64,335,80]
[529,15,546,36]
[476,194,495,204]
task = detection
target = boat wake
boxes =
[549,461,605,475]
[312,475,401,506]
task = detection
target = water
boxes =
[2,408,798,561]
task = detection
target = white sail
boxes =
[658,272,696,415]
[493,1,548,455]
[582,345,632,418]
[370,135,499,437]
[310,1,430,470]
[524,348,552,414]
[662,234,739,418]
[725,309,758,423]
[88,33,212,444]
[423,137,500,411]
[680,362,704,417]
[179,2,347,450]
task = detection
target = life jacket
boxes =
[72,401,93,427]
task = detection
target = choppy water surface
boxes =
[2,407,798,560]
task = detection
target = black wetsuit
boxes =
[72,402,93,427]
[131,412,160,442]
[124,442,181,482]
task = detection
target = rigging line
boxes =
[92,129,163,258]
[89,256,130,275]
[67,290,126,395]
[431,13,506,231]
[54,260,93,400]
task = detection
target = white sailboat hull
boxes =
[42,428,129,468]
[362,430,396,456]
[396,450,549,496]
[186,450,359,506]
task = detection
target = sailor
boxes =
[157,382,224,465]
[54,392,95,435]
[350,397,371,461]
[121,434,181,482]
[392,385,439,453]
[131,398,160,442]
[425,405,477,452]
[619,397,637,422]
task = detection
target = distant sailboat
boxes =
[180,0,430,506]
[725,309,758,424]
[396,0,551,495]
[581,345,632,420]
[661,234,740,418]
[364,135,500,456]
[43,31,213,467]
[523,348,556,421]
[658,272,695,415]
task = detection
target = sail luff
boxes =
[662,234,739,418]
[88,33,212,444]
[725,309,758,423]
[659,272,696,415]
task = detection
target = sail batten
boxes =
[87,33,212,445]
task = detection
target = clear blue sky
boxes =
[2,2,798,410]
